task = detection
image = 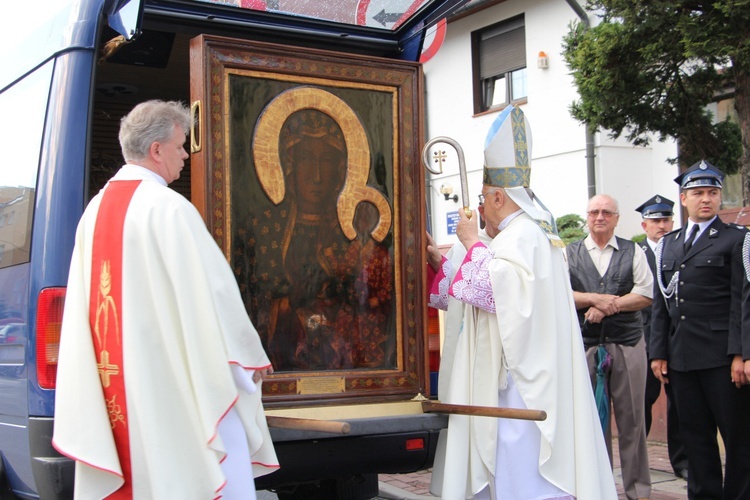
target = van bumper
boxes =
[28,418,74,500]
[255,412,448,490]
[26,411,449,497]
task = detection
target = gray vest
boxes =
[566,237,643,348]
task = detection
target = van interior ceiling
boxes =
[92,27,191,201]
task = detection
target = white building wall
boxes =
[595,135,683,238]
[423,0,679,244]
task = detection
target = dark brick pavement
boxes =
[379,439,691,499]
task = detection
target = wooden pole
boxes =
[266,415,351,434]
[422,401,546,421]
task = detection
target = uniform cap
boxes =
[674,160,724,190]
[635,194,674,219]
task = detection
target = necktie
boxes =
[684,224,699,252]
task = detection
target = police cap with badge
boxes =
[635,195,674,219]
[674,160,724,190]
[655,160,731,301]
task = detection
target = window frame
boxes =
[472,14,527,114]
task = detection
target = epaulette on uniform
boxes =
[664,228,682,237]
[724,222,749,232]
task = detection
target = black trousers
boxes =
[670,367,750,500]
[644,365,688,474]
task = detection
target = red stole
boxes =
[89,180,141,499]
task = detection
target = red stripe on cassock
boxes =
[89,180,141,499]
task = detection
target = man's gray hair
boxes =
[587,194,619,212]
[119,100,192,162]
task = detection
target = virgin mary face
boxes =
[291,136,345,213]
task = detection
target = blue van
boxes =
[0,1,457,498]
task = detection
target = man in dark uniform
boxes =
[635,195,688,481]
[651,160,750,499]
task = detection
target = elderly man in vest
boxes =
[426,106,616,500]
[566,194,653,500]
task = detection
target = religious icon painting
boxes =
[189,35,429,405]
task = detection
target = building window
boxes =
[473,15,527,114]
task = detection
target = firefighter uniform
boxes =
[650,161,750,499]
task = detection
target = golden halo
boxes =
[253,86,392,242]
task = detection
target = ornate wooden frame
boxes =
[190,35,427,406]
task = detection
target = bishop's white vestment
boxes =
[429,213,616,500]
[53,166,279,499]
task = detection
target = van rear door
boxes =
[0,1,144,497]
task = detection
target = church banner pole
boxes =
[422,136,472,219]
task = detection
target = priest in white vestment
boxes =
[427,106,616,500]
[53,100,279,499]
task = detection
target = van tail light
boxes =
[36,287,66,389]
[427,307,440,373]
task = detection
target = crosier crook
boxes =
[422,136,472,219]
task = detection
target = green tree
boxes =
[562,0,750,203]
[556,213,587,245]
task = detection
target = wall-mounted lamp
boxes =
[440,183,459,203]
[537,51,549,69]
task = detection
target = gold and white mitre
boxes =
[483,105,564,248]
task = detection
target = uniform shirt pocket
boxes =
[694,255,725,267]
[661,258,675,271]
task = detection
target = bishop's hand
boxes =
[456,207,479,250]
